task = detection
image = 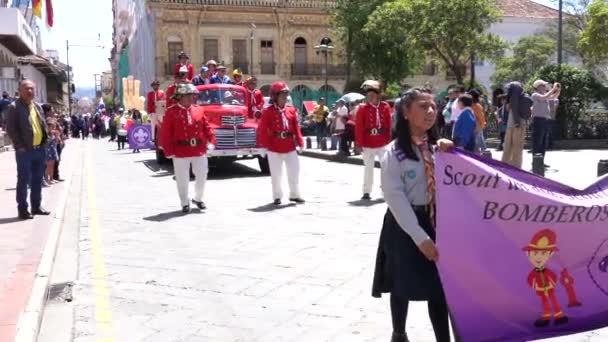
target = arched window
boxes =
[293,37,307,75]
[319,85,337,94]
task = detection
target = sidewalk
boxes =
[300,136,380,167]
[0,140,80,341]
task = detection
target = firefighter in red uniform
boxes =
[166,66,189,108]
[173,51,194,82]
[160,83,216,213]
[355,80,392,200]
[245,76,264,119]
[147,80,165,139]
[257,81,305,205]
[232,69,244,86]
[523,229,569,327]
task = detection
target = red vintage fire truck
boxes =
[154,84,269,173]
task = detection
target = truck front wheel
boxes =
[258,156,270,175]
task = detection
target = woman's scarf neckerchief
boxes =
[369,101,381,127]
[275,104,289,130]
[412,135,436,227]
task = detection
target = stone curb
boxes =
[300,149,380,168]
[14,142,80,342]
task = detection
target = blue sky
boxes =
[34,0,557,90]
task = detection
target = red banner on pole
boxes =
[45,0,53,28]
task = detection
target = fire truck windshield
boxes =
[196,89,246,106]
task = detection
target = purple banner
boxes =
[128,124,154,150]
[436,150,608,342]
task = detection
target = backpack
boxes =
[517,93,533,120]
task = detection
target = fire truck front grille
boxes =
[221,115,246,126]
[214,127,257,149]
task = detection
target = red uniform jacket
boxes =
[355,101,392,148]
[246,89,264,118]
[160,104,217,158]
[527,267,557,295]
[174,63,194,82]
[166,84,177,108]
[257,105,304,154]
[146,90,165,114]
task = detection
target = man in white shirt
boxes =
[448,85,466,138]
[531,80,560,164]
[333,100,348,132]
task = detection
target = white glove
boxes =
[166,155,174,159]
[259,149,267,158]
[296,146,302,154]
[207,143,215,151]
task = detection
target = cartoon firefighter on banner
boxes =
[523,229,582,328]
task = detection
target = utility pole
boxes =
[558,0,563,66]
[66,40,71,116]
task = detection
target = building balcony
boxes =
[260,62,276,75]
[231,63,249,75]
[148,0,336,9]
[0,8,36,56]
[289,63,347,78]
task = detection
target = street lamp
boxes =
[250,23,256,76]
[557,0,563,66]
[314,37,334,101]
[66,39,104,116]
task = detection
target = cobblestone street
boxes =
[35,140,607,342]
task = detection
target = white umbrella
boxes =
[338,92,365,103]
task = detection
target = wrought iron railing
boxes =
[148,0,336,8]
[290,63,347,77]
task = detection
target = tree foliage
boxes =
[491,36,556,89]
[579,0,608,65]
[332,0,422,85]
[365,0,506,85]
[527,64,607,138]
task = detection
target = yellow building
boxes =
[149,0,345,97]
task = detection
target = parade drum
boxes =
[156,100,166,122]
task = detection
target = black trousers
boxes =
[53,144,62,180]
[117,135,126,150]
[532,117,550,156]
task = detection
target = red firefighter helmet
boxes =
[523,229,559,252]
[270,81,290,95]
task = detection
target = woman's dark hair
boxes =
[41,103,52,115]
[458,94,474,107]
[395,88,439,161]
[468,89,481,103]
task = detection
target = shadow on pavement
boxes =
[138,158,265,180]
[0,217,22,225]
[4,188,16,191]
[348,199,385,207]
[143,210,189,222]
[248,202,296,213]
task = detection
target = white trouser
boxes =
[172,155,208,206]
[267,151,301,200]
[362,147,385,194]
[150,113,156,139]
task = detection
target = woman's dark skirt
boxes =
[372,207,445,301]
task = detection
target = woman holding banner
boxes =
[371,88,456,342]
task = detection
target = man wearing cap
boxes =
[206,60,218,76]
[245,76,264,119]
[257,81,305,205]
[147,80,166,138]
[166,66,189,108]
[192,67,211,86]
[210,66,232,84]
[160,83,216,213]
[523,228,568,327]
[173,51,194,82]
[531,80,560,166]
[355,80,392,200]
[232,69,244,86]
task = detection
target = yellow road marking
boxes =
[86,149,116,342]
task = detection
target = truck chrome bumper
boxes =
[208,148,266,158]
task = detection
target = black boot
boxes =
[273,199,281,205]
[289,198,305,204]
[361,193,371,200]
[191,199,206,210]
[181,205,190,213]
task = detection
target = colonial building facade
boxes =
[151,0,343,96]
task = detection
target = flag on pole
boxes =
[31,0,42,18]
[45,0,53,28]
[97,98,106,111]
